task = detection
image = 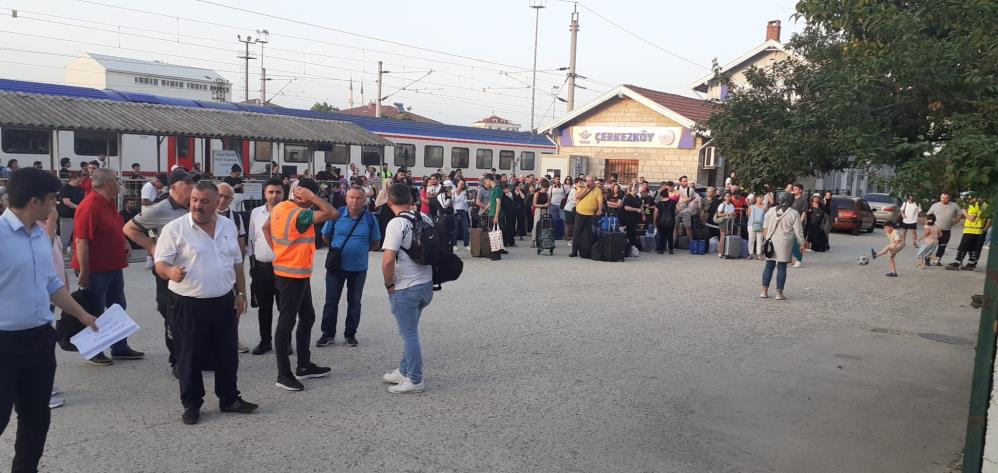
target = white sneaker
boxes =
[237,341,249,353]
[453,246,460,252]
[388,377,425,394]
[792,261,801,268]
[759,292,768,299]
[382,368,405,384]
[49,394,65,409]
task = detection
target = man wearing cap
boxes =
[263,178,339,391]
[123,169,195,377]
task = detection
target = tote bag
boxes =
[489,223,505,252]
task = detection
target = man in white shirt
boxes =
[154,181,257,425]
[140,174,167,207]
[380,183,434,394]
[246,178,284,355]
[899,194,921,247]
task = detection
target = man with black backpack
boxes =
[380,183,437,394]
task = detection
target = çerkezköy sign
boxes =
[570,126,683,149]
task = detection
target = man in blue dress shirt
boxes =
[0,168,98,473]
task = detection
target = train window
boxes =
[475,149,493,169]
[1,128,50,155]
[74,131,118,156]
[176,136,191,159]
[254,141,273,162]
[498,150,515,170]
[451,147,469,169]
[361,145,383,166]
[394,143,416,167]
[520,151,536,170]
[285,144,310,163]
[324,144,350,164]
[424,145,443,168]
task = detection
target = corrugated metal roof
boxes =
[0,78,556,149]
[86,53,229,83]
[0,91,392,146]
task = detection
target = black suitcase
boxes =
[602,231,626,262]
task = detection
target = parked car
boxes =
[864,193,901,226]
[830,196,877,235]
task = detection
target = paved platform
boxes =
[1,228,984,472]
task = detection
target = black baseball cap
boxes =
[296,178,320,194]
[168,169,195,186]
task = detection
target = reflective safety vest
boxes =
[965,203,987,235]
[270,200,316,278]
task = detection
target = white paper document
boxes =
[70,304,140,359]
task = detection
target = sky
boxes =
[0,0,804,129]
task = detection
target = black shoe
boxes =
[182,408,200,425]
[961,264,976,271]
[569,253,578,258]
[276,375,304,391]
[656,250,664,254]
[500,249,509,255]
[171,365,180,380]
[220,398,259,414]
[870,248,877,260]
[316,334,335,347]
[88,353,113,366]
[946,262,961,270]
[251,342,272,355]
[669,250,674,254]
[345,336,358,347]
[295,363,331,380]
[111,348,145,360]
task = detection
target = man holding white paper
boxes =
[155,181,258,425]
[0,168,98,473]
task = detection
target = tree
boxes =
[310,101,339,112]
[698,0,998,200]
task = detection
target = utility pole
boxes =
[237,34,257,103]
[348,76,354,108]
[529,0,546,132]
[566,5,579,112]
[257,29,269,103]
[376,61,383,118]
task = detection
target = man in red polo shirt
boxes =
[72,168,144,365]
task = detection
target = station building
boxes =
[538,84,718,185]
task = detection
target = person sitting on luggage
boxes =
[714,192,736,258]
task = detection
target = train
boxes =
[0,79,557,182]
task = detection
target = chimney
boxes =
[766,20,781,42]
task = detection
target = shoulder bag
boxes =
[761,210,788,259]
[324,214,364,271]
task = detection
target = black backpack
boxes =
[398,213,463,290]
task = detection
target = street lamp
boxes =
[529,0,546,132]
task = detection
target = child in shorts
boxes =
[871,221,905,277]
[915,215,940,268]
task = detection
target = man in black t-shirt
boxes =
[57,172,85,256]
[223,164,245,194]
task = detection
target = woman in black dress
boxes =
[804,195,829,252]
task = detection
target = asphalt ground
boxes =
[1,227,987,472]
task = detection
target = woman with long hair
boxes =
[605,183,624,230]
[804,194,830,252]
[452,179,471,250]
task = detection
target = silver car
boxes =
[864,193,901,226]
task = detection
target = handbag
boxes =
[488,222,505,252]
[761,210,789,259]
[324,214,363,271]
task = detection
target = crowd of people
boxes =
[0,159,992,471]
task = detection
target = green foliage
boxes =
[697,0,998,201]
[310,101,339,112]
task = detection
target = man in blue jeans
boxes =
[380,183,434,394]
[71,168,144,365]
[317,187,381,348]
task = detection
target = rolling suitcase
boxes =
[470,227,491,258]
[740,239,750,258]
[537,214,556,255]
[676,236,691,250]
[722,220,742,259]
[602,231,627,262]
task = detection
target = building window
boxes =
[361,145,383,166]
[498,150,515,170]
[284,144,310,163]
[74,131,118,156]
[394,143,416,167]
[604,159,639,183]
[451,147,469,169]
[475,149,493,169]
[134,76,159,86]
[1,128,50,154]
[254,141,273,162]
[519,151,535,170]
[423,145,443,169]
[324,144,350,164]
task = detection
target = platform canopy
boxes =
[0,91,393,146]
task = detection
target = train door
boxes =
[167,135,195,172]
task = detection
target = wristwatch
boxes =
[385,283,395,289]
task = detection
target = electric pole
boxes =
[376,61,383,118]
[567,5,579,112]
[237,34,257,103]
[257,29,269,103]
[529,0,546,132]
